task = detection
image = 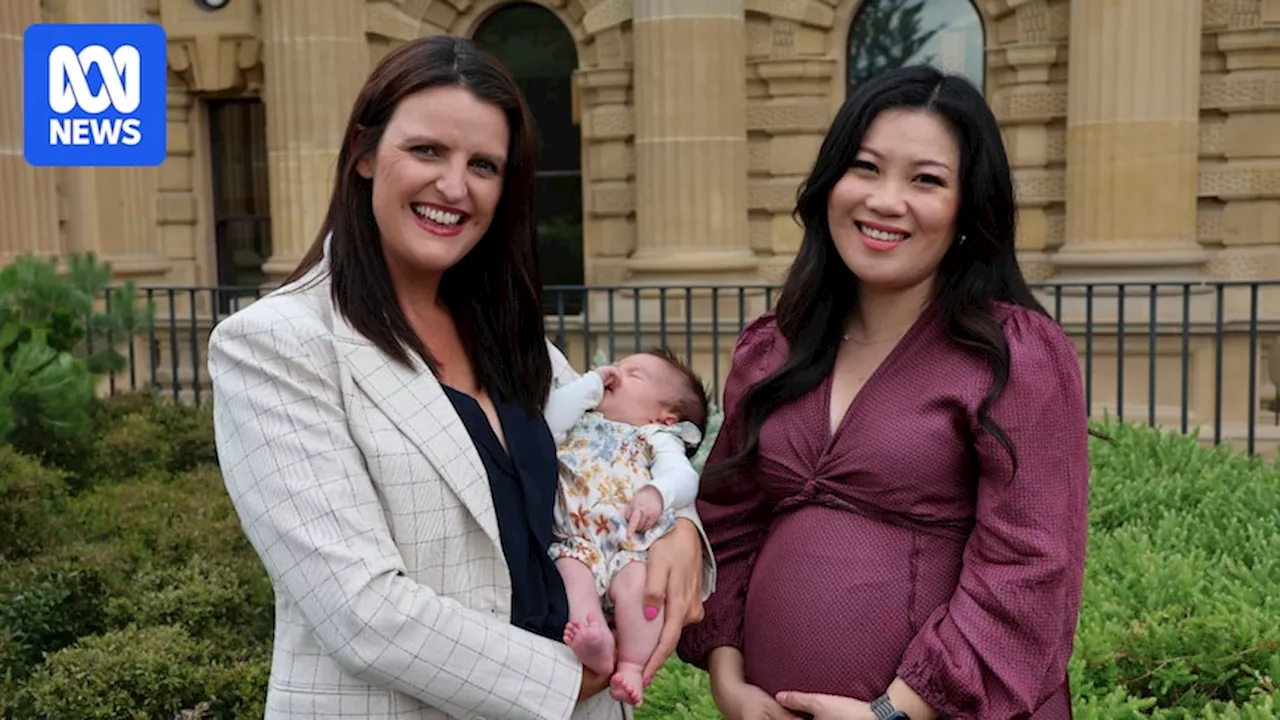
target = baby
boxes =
[542,348,709,707]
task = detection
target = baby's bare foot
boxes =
[563,613,614,676]
[609,663,644,706]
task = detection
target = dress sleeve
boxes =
[675,313,781,670]
[896,309,1090,719]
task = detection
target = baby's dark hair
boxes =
[641,347,711,456]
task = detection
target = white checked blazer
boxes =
[207,253,715,720]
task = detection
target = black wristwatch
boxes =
[870,694,911,720]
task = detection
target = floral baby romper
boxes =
[548,411,702,605]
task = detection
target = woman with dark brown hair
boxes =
[208,35,713,720]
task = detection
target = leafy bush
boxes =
[0,393,271,718]
[103,556,271,649]
[0,560,108,684]
[1067,423,1280,718]
[0,446,67,559]
[89,411,175,484]
[0,254,151,452]
[18,624,269,720]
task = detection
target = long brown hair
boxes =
[285,35,550,415]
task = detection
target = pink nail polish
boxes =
[644,605,658,620]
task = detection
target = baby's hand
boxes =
[594,365,621,391]
[624,486,664,536]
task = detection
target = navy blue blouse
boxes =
[440,385,569,643]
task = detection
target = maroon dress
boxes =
[676,301,1090,719]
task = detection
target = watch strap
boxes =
[870,694,910,720]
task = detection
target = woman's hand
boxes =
[775,678,936,719]
[715,681,803,720]
[774,691,873,719]
[709,648,801,720]
[640,517,705,684]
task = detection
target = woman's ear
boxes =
[354,124,375,179]
[356,153,374,179]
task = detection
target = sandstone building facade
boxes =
[2,0,1278,449]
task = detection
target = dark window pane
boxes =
[848,0,985,94]
[535,172,584,286]
[474,3,585,314]
[208,99,271,312]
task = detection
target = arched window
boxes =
[847,0,985,95]
[473,3,583,314]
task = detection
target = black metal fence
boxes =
[96,280,1280,455]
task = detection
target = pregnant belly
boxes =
[741,504,962,699]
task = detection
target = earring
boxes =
[958,234,967,245]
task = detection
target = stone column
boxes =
[53,0,167,279]
[1201,2,1280,281]
[1,0,63,263]
[1055,0,1208,280]
[259,0,367,283]
[987,0,1069,283]
[629,0,755,280]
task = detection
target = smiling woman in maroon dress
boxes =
[675,65,1091,720]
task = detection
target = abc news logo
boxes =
[23,23,167,167]
[48,44,144,147]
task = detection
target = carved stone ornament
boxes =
[157,0,261,92]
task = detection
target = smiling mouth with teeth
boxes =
[856,222,909,242]
[411,203,468,227]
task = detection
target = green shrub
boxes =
[54,466,265,590]
[63,393,215,487]
[12,623,271,720]
[0,560,108,684]
[636,658,722,719]
[1067,423,1280,717]
[0,446,68,559]
[89,411,174,484]
[19,624,220,719]
[0,334,96,450]
[104,555,273,649]
[147,398,217,472]
[0,254,152,453]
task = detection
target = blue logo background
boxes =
[23,23,167,167]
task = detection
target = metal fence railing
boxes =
[94,280,1280,455]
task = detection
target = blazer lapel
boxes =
[333,314,503,553]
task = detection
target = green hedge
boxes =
[1,393,1277,718]
[0,394,270,719]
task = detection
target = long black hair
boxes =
[703,64,1070,488]
[285,36,550,415]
